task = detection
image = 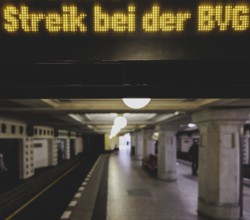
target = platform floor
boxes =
[61,149,250,220]
[107,149,250,220]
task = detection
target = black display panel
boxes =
[0,0,250,61]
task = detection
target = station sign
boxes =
[0,0,249,36]
[0,0,249,61]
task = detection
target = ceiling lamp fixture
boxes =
[114,116,127,129]
[110,116,127,139]
[122,98,151,109]
[110,124,121,138]
[188,123,197,128]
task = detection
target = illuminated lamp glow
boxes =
[122,98,151,109]
[152,132,159,141]
[174,111,179,115]
[110,124,121,137]
[68,114,83,123]
[114,116,127,129]
[188,123,197,128]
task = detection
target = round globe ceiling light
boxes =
[114,116,127,129]
[122,98,151,109]
[110,124,121,137]
[188,123,197,128]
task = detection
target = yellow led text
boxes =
[4,5,87,32]
[142,5,191,32]
[94,5,135,32]
[198,4,249,31]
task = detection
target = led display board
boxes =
[1,0,250,35]
[0,0,250,61]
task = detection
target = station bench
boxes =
[142,154,158,175]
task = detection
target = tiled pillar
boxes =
[111,136,119,150]
[157,126,177,181]
[143,129,154,159]
[48,139,57,166]
[135,131,143,160]
[243,129,250,165]
[19,138,34,179]
[192,109,250,220]
[130,132,136,156]
[65,138,70,159]
[75,137,83,154]
[52,138,58,165]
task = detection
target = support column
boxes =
[243,129,250,165]
[48,139,53,166]
[48,139,57,166]
[110,136,119,151]
[52,138,58,166]
[143,129,154,159]
[135,131,143,160]
[75,137,83,155]
[130,132,136,156]
[65,138,70,159]
[19,138,34,179]
[104,134,112,153]
[157,125,177,181]
[192,109,250,220]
